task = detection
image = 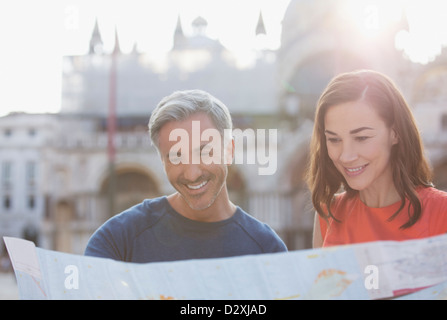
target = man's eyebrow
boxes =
[324,127,374,136]
[165,142,220,157]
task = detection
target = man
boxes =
[85,90,287,262]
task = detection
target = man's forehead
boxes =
[158,119,224,152]
[162,113,220,132]
[185,112,215,123]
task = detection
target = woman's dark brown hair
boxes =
[306,69,433,229]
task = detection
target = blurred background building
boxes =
[1,0,446,258]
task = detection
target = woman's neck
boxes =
[359,183,401,208]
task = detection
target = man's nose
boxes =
[183,163,203,182]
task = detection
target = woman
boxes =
[307,69,447,248]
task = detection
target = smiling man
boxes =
[84,90,287,263]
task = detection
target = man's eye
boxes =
[201,147,213,156]
[169,152,182,159]
[167,152,182,164]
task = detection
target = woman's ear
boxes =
[391,127,399,145]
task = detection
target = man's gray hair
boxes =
[148,89,233,151]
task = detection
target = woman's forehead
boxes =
[324,100,385,132]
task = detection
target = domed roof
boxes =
[192,16,208,27]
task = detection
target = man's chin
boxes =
[184,199,214,211]
[180,192,220,211]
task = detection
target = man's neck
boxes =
[167,192,236,222]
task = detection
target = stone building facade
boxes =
[1,1,446,256]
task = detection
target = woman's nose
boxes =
[339,142,358,164]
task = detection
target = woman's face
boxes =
[324,100,398,194]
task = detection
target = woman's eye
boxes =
[326,137,341,143]
[355,136,370,142]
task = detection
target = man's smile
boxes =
[186,180,209,190]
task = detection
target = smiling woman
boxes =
[307,69,447,248]
[323,100,398,198]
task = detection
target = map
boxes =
[4,234,447,300]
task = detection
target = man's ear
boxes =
[156,148,166,165]
[224,137,235,165]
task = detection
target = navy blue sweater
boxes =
[84,196,287,263]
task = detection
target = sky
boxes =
[0,0,447,117]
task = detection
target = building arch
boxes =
[412,65,447,104]
[433,160,447,191]
[277,136,314,250]
[226,165,247,210]
[279,50,368,121]
[53,199,75,253]
[99,164,162,219]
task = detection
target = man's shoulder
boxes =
[233,208,287,252]
[84,196,170,259]
[106,196,168,234]
[234,208,267,228]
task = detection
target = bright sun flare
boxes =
[342,0,447,64]
[1,0,447,116]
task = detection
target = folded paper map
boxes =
[4,234,447,300]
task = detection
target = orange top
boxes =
[319,187,447,247]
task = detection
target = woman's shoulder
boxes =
[419,187,447,235]
[418,187,447,217]
[418,186,447,202]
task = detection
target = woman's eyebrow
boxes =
[349,127,373,134]
[324,129,337,135]
[324,127,374,136]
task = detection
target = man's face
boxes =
[158,112,233,215]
